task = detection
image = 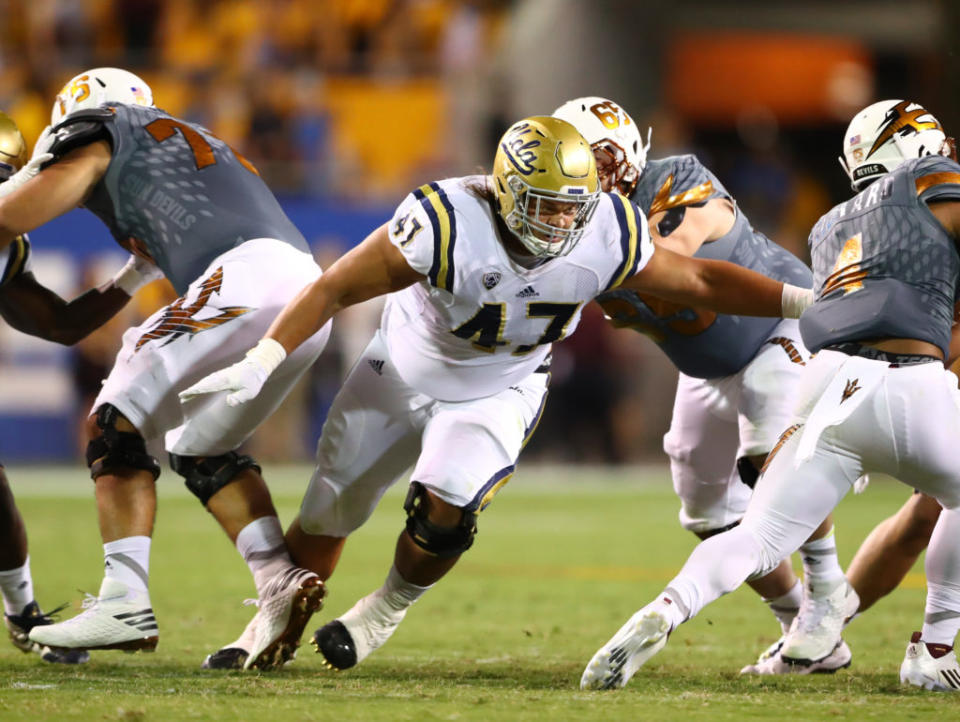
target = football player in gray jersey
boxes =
[0,69,332,670]
[580,99,960,693]
[0,110,162,665]
[555,97,848,674]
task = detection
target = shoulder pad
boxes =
[48,108,115,160]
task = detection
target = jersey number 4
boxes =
[145,118,259,175]
[452,302,580,354]
[822,233,865,296]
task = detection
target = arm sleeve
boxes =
[0,235,32,288]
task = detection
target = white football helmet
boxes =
[51,67,154,126]
[553,96,650,198]
[840,99,947,192]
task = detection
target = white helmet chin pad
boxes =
[52,67,154,126]
[840,99,946,192]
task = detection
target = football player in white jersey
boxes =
[0,110,161,664]
[553,97,849,674]
[182,116,814,670]
[578,100,960,692]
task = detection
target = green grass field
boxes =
[1,464,956,721]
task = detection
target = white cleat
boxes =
[27,578,157,652]
[243,566,325,671]
[312,590,407,670]
[740,636,852,675]
[900,632,960,691]
[780,580,859,666]
[202,608,259,670]
[580,608,671,690]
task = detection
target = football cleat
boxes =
[5,601,90,664]
[580,607,672,690]
[740,637,852,675]
[780,580,859,666]
[243,566,325,671]
[202,609,259,670]
[312,590,408,670]
[27,578,157,652]
[900,632,960,691]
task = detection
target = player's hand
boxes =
[179,359,270,407]
[179,338,287,407]
[0,126,56,199]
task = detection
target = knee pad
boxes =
[403,481,477,558]
[169,451,261,506]
[737,456,760,490]
[85,404,160,481]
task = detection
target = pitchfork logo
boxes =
[135,267,252,351]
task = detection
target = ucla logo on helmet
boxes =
[501,123,541,176]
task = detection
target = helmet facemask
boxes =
[503,174,600,258]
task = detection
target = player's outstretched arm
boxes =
[0,141,111,250]
[0,256,162,345]
[179,222,424,406]
[619,244,812,318]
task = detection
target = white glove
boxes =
[179,338,287,407]
[0,125,56,199]
[113,255,165,296]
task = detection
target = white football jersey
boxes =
[381,175,653,401]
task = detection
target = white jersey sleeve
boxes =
[586,192,655,293]
[387,182,458,293]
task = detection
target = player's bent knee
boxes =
[85,403,160,481]
[403,481,477,558]
[169,451,261,506]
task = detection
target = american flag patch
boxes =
[849,134,861,144]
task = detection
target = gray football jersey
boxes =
[800,155,960,356]
[55,104,309,294]
[597,155,812,378]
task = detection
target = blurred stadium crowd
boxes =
[0,0,957,465]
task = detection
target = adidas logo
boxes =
[114,608,158,632]
[368,359,384,375]
[516,285,539,298]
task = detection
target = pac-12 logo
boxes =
[501,123,540,176]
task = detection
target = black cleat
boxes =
[5,601,90,664]
[201,646,249,670]
[313,620,357,670]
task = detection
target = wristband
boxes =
[246,338,287,376]
[781,283,814,319]
[113,260,147,296]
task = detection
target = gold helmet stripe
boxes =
[868,101,943,159]
[605,194,643,291]
[414,183,457,293]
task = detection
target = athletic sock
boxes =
[0,557,34,616]
[103,536,151,596]
[800,527,845,595]
[235,516,292,595]
[921,509,960,647]
[763,579,803,633]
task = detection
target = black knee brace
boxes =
[737,456,761,489]
[403,481,477,558]
[85,404,161,481]
[698,519,741,540]
[169,451,261,506]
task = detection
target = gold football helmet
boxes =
[492,116,600,258]
[0,111,27,182]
